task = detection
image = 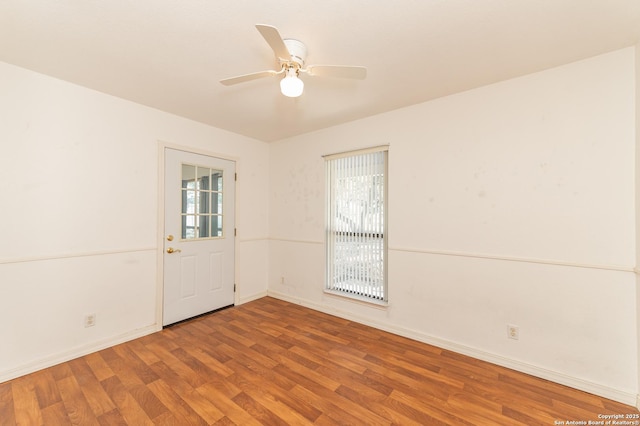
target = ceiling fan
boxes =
[220,24,367,98]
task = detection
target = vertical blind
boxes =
[326,148,387,302]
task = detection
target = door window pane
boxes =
[211,193,222,214]
[182,190,196,214]
[212,215,223,237]
[182,215,196,239]
[182,164,196,189]
[197,167,210,190]
[211,171,223,191]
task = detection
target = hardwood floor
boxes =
[1,296,638,425]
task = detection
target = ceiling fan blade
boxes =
[256,24,291,61]
[305,65,367,79]
[219,70,278,86]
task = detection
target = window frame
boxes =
[324,146,389,304]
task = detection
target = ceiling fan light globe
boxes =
[280,75,304,97]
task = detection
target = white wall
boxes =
[269,47,638,404]
[0,61,270,381]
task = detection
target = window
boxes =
[181,163,224,239]
[325,147,388,302]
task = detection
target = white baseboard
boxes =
[237,290,268,305]
[0,324,160,384]
[267,290,638,407]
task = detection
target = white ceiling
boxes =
[1,1,639,142]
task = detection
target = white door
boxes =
[163,148,235,326]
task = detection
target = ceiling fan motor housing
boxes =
[283,39,307,67]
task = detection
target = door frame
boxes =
[156,141,239,328]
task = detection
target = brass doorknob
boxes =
[166,247,181,254]
[166,235,174,241]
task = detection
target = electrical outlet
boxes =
[281,276,285,285]
[507,324,519,340]
[84,314,96,328]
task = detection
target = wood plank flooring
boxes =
[1,296,638,425]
